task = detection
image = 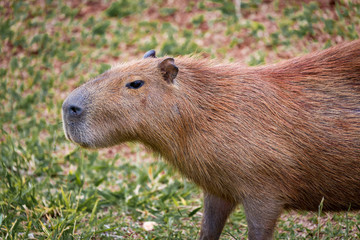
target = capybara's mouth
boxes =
[63,126,92,149]
[62,121,71,142]
[62,118,92,148]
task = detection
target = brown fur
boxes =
[62,40,360,239]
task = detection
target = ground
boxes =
[1,0,360,239]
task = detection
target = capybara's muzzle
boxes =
[62,88,90,147]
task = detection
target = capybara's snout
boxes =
[61,87,91,147]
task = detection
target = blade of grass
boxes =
[317,197,324,239]
[89,198,99,223]
[39,219,50,237]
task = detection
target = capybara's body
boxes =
[62,41,360,239]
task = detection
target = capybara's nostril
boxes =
[68,105,83,117]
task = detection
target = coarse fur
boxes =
[62,40,360,240]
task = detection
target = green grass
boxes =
[1,0,360,239]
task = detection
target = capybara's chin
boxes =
[62,123,90,148]
[63,122,118,149]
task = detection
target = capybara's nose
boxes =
[68,105,83,117]
[62,89,87,120]
[62,100,84,120]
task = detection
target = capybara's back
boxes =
[62,41,360,239]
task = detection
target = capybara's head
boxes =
[62,50,180,149]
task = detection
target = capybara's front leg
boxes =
[243,196,283,240]
[199,192,236,240]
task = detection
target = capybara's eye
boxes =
[126,80,144,89]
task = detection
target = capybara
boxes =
[62,41,360,240]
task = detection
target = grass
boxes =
[1,0,360,239]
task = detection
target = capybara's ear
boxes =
[158,58,178,84]
[143,50,156,58]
